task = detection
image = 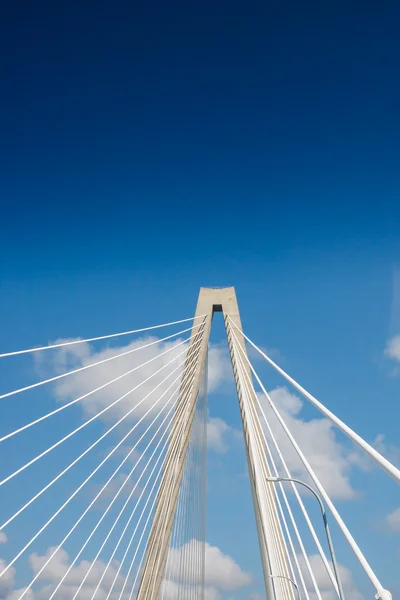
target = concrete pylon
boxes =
[135,288,295,600]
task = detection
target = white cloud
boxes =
[35,336,190,424]
[35,336,238,454]
[385,335,400,364]
[207,416,230,453]
[386,507,400,533]
[204,587,223,600]
[208,344,233,393]
[207,416,241,453]
[164,540,252,589]
[299,553,364,600]
[249,594,264,600]
[161,540,252,600]
[24,546,134,600]
[35,336,233,423]
[160,579,223,600]
[0,545,139,600]
[371,434,400,468]
[6,589,34,600]
[0,534,7,545]
[90,471,142,503]
[204,542,252,590]
[207,344,241,453]
[4,543,362,600]
[5,541,249,600]
[260,387,358,500]
[347,433,400,474]
[0,559,15,600]
[160,579,194,600]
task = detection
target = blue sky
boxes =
[1,0,400,598]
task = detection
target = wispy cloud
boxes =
[384,334,400,375]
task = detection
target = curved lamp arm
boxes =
[270,574,301,600]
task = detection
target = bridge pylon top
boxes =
[195,286,242,320]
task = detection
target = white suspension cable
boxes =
[162,425,188,600]
[193,391,206,600]
[49,408,174,600]
[0,333,195,443]
[228,321,392,600]
[192,413,200,600]
[200,362,207,600]
[120,367,201,600]
[267,470,309,599]
[0,322,203,402]
[232,337,300,600]
[124,357,207,600]
[229,318,400,486]
[162,416,191,600]
[0,348,183,532]
[146,351,203,600]
[268,477,345,600]
[233,342,301,591]
[231,333,317,600]
[78,348,202,600]
[125,495,158,600]
[228,331,285,600]
[167,327,208,600]
[252,415,292,600]
[28,330,205,600]
[142,368,197,600]
[180,440,193,600]
[0,315,205,358]
[11,351,201,600]
[48,353,198,600]
[0,350,197,577]
[194,404,203,600]
[230,326,340,595]
[0,340,192,490]
[231,330,332,593]
[162,488,180,600]
[103,444,172,600]
[147,414,191,600]
[0,335,193,443]
[26,413,173,600]
[125,432,186,600]
[124,446,182,600]
[252,387,339,590]
[177,444,192,600]
[180,418,197,600]
[163,358,204,600]
[102,371,198,600]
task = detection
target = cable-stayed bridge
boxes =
[0,287,397,600]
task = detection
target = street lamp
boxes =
[265,476,345,600]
